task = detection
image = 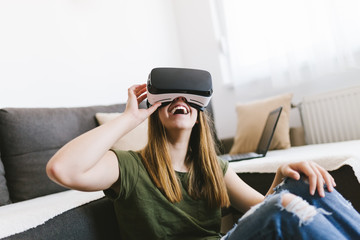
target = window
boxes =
[217,0,360,87]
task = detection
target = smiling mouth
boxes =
[170,105,189,115]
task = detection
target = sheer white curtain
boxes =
[219,0,360,88]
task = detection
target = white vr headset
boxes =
[146,67,213,111]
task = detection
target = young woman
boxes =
[47,84,360,240]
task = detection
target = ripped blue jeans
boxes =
[222,177,360,240]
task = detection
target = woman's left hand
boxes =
[278,161,336,197]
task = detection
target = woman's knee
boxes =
[281,192,296,207]
[281,193,323,224]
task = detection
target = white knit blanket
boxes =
[0,190,104,238]
[229,140,360,184]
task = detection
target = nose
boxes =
[174,97,187,102]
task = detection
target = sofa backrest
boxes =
[0,104,125,204]
[0,154,11,206]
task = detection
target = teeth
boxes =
[171,106,189,114]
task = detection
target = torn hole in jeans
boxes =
[239,191,331,227]
[282,193,331,226]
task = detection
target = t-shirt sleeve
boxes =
[103,150,139,201]
[218,157,229,176]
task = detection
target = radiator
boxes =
[300,85,360,144]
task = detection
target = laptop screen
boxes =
[256,107,282,155]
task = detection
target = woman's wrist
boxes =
[266,167,285,196]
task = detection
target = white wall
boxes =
[0,0,182,108]
[1,0,359,138]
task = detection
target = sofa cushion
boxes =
[229,93,293,154]
[0,157,11,206]
[0,104,124,202]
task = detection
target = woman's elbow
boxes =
[46,158,72,187]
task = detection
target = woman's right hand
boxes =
[125,84,161,124]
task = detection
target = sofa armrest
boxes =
[1,197,120,240]
[0,190,119,239]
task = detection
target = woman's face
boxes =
[158,97,198,132]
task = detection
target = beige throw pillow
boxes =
[95,113,148,151]
[229,93,293,155]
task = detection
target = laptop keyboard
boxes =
[220,152,261,162]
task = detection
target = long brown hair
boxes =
[140,109,230,208]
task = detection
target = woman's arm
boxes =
[224,168,264,213]
[46,84,160,191]
[225,160,336,213]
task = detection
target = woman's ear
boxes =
[196,110,203,124]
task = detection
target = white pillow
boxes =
[95,113,148,151]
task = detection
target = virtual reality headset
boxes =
[146,67,213,111]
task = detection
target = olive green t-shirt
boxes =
[104,150,229,240]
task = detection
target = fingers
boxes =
[137,93,147,104]
[134,84,147,100]
[281,165,300,181]
[147,102,162,115]
[318,166,336,192]
[127,84,150,108]
[307,162,336,197]
[309,162,324,197]
[128,84,147,103]
[282,161,336,198]
[126,84,160,117]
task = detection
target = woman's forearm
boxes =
[265,168,285,197]
[46,112,141,188]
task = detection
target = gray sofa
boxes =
[0,103,359,239]
[0,102,223,239]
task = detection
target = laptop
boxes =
[220,106,283,162]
